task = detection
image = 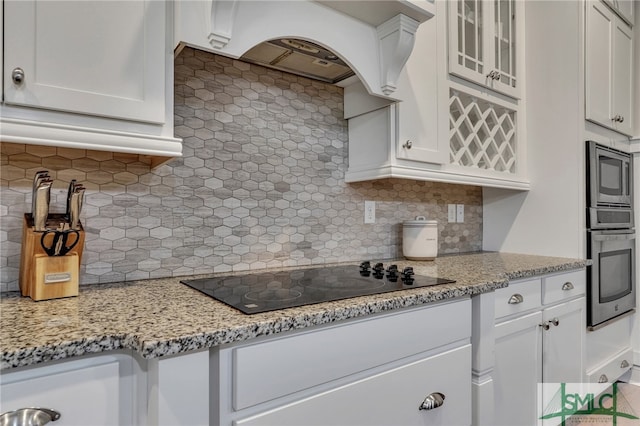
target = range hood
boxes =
[175,0,435,98]
[240,38,355,85]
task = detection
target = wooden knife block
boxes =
[19,214,85,301]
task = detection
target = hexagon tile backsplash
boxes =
[0,47,482,292]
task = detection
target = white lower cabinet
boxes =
[236,346,470,426]
[0,353,136,426]
[494,311,542,426]
[541,298,585,384]
[212,299,473,426]
[492,270,586,426]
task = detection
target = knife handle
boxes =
[34,181,52,232]
[66,179,77,220]
[70,188,85,230]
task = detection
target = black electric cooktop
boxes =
[181,262,455,314]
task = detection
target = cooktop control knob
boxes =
[402,267,415,285]
[386,264,399,282]
[359,261,371,277]
[373,262,385,279]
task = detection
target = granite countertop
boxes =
[0,252,589,371]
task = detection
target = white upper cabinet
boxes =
[585,0,634,136]
[1,0,182,161]
[603,0,635,25]
[344,1,529,191]
[448,0,523,99]
[4,1,164,123]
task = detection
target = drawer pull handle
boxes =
[551,318,560,327]
[562,282,574,291]
[508,294,524,304]
[419,392,445,411]
[540,321,550,331]
[0,407,61,425]
[598,374,608,383]
[621,360,630,368]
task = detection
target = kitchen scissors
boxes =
[40,229,80,256]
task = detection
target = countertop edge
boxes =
[2,280,506,370]
[1,254,590,371]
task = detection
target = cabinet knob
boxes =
[12,67,25,85]
[0,407,61,425]
[419,392,445,411]
[621,359,630,368]
[402,140,413,149]
[598,374,608,383]
[540,321,550,331]
[508,293,524,304]
[561,282,574,291]
[550,317,560,326]
[619,116,624,123]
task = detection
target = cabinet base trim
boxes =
[345,164,530,190]
[0,117,183,158]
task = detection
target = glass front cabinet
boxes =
[448,0,522,99]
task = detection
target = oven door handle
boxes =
[592,231,636,242]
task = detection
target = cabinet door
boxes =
[585,1,634,136]
[395,21,448,165]
[448,0,521,98]
[493,311,543,426]
[612,19,633,135]
[396,102,448,165]
[448,0,489,87]
[490,0,519,97]
[585,1,615,128]
[541,298,585,384]
[1,360,121,425]
[235,345,472,426]
[3,0,165,124]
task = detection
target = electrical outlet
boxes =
[364,201,376,224]
[448,204,457,223]
[456,204,464,223]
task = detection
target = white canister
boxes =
[402,216,438,260]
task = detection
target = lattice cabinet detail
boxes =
[449,89,516,173]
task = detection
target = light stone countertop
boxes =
[0,252,590,371]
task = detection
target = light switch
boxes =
[364,201,375,224]
[456,204,464,223]
[448,204,457,223]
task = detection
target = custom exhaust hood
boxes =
[175,0,435,98]
[240,38,355,85]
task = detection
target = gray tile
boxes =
[0,47,483,291]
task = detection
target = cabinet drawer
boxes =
[232,299,471,410]
[0,360,120,425]
[586,347,633,384]
[542,270,586,305]
[235,345,472,426]
[495,278,542,320]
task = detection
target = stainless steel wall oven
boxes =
[586,141,636,329]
